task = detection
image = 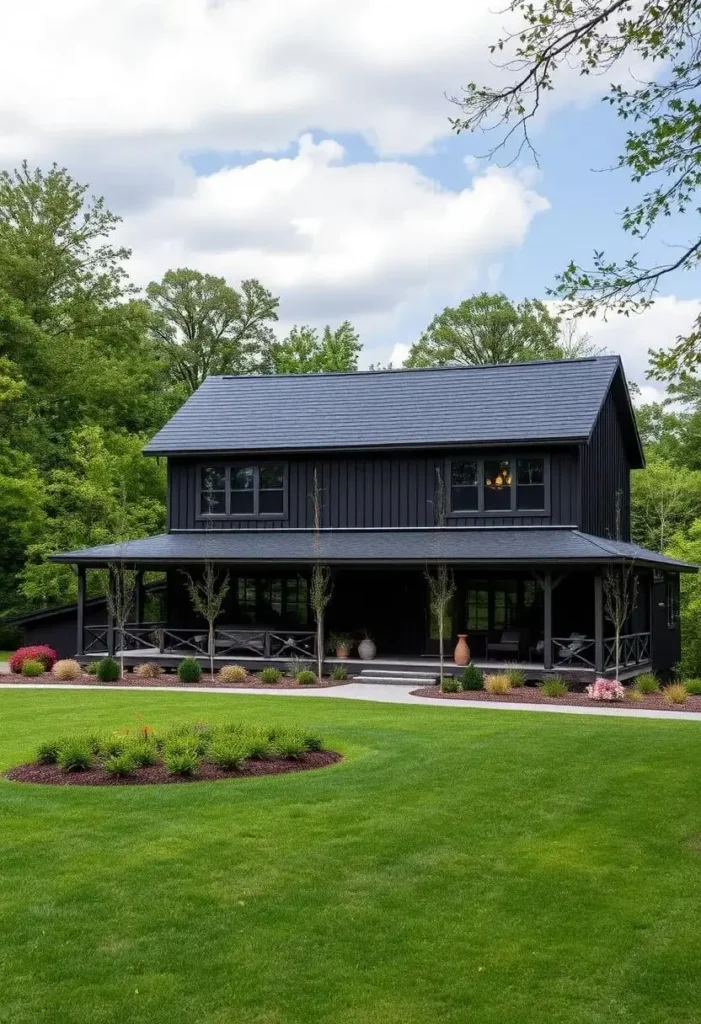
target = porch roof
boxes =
[50,527,696,571]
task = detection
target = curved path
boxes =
[0,680,700,721]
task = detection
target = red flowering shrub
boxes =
[9,645,58,673]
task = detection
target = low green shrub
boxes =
[102,751,138,776]
[540,676,569,698]
[441,675,461,693]
[36,739,62,764]
[85,662,99,675]
[208,736,250,770]
[634,672,659,694]
[98,735,126,758]
[218,665,247,684]
[178,658,202,684]
[245,727,276,759]
[260,667,282,685]
[21,658,45,677]
[330,665,348,681]
[685,678,701,695]
[303,732,324,752]
[504,666,526,688]
[272,728,308,760]
[461,664,484,691]
[125,740,159,767]
[96,657,119,682]
[485,674,511,695]
[663,683,688,705]
[163,748,200,776]
[163,723,211,756]
[57,739,93,772]
[295,669,317,686]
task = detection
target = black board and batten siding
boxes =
[167,449,580,532]
[579,389,631,542]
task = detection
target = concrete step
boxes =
[352,675,437,685]
[356,668,439,678]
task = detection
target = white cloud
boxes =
[0,0,644,169]
[122,134,549,331]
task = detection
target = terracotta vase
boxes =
[336,645,350,660]
[454,634,470,666]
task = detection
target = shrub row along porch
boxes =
[51,527,693,680]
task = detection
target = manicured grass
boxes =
[1,689,701,1024]
[0,650,12,661]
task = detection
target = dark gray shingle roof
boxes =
[144,356,628,455]
[50,528,695,571]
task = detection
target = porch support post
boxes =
[76,565,85,656]
[106,566,115,657]
[134,569,145,626]
[543,570,552,670]
[594,571,604,674]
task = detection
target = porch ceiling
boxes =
[49,527,697,571]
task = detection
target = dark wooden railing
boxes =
[83,625,316,659]
[552,632,651,671]
[604,632,651,671]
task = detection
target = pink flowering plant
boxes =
[586,677,625,702]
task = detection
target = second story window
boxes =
[516,459,545,510]
[484,459,512,511]
[448,455,547,514]
[450,460,478,511]
[200,464,286,518]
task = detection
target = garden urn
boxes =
[358,637,376,660]
[454,634,470,666]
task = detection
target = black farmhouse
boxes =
[52,356,694,681]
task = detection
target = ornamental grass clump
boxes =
[57,739,93,773]
[260,667,282,685]
[102,751,138,777]
[96,657,119,682]
[634,672,659,694]
[461,664,484,691]
[504,666,526,687]
[219,665,247,684]
[295,669,317,686]
[163,748,201,776]
[586,678,625,701]
[208,735,251,771]
[330,665,348,681]
[52,659,82,681]
[124,739,159,767]
[177,658,202,684]
[21,658,45,677]
[441,675,461,693]
[663,683,688,705]
[270,728,308,760]
[485,674,511,695]
[133,662,163,678]
[36,739,62,764]
[540,676,569,698]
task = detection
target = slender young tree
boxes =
[425,468,456,687]
[106,559,136,680]
[603,492,639,680]
[310,469,332,683]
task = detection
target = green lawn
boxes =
[1,689,700,1024]
[0,650,12,661]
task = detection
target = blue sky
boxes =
[2,0,698,395]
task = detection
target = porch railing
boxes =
[83,625,316,659]
[552,632,651,672]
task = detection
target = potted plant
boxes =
[329,632,354,659]
[358,630,376,661]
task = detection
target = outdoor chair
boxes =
[485,630,523,660]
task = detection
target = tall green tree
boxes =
[266,321,361,373]
[146,269,279,393]
[449,1,701,381]
[405,293,563,367]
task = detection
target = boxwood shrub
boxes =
[178,658,202,684]
[96,657,119,682]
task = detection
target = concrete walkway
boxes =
[1,680,700,721]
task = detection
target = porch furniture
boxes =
[555,633,589,665]
[529,639,544,663]
[486,630,524,660]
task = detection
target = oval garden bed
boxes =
[6,722,341,786]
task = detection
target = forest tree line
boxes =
[1,162,700,673]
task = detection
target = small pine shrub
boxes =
[505,666,526,688]
[57,739,93,772]
[540,676,569,698]
[133,662,163,678]
[295,669,317,686]
[331,665,348,681]
[260,667,282,685]
[663,683,688,705]
[96,658,119,682]
[36,739,62,764]
[219,665,248,684]
[9,645,57,673]
[21,658,45,677]
[441,675,462,693]
[163,748,200,776]
[208,736,250,770]
[485,674,511,695]
[52,659,82,681]
[102,751,138,777]
[178,658,202,684]
[685,678,701,695]
[635,672,659,694]
[461,664,484,691]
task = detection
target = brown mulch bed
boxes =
[411,685,701,713]
[6,750,342,786]
[1,672,347,689]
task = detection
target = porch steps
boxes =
[352,668,439,686]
